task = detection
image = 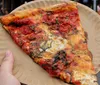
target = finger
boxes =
[0,50,14,74]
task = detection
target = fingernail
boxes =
[6,50,12,57]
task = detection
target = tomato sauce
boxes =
[42,9,79,38]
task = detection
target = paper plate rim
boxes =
[11,0,100,20]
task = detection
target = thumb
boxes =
[0,50,14,74]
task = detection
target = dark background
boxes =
[0,0,100,15]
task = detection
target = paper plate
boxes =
[0,0,100,85]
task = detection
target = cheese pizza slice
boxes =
[0,2,98,85]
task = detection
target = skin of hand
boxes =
[0,50,21,85]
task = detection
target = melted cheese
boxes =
[73,70,98,85]
[69,34,85,46]
[34,14,42,21]
[39,24,68,54]
[46,36,67,53]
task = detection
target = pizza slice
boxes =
[0,2,98,85]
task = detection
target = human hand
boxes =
[0,50,21,85]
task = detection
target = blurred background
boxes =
[0,0,100,15]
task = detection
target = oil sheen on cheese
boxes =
[39,24,68,54]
